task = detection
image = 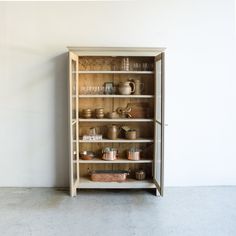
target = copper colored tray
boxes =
[90,170,129,182]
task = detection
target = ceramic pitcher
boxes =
[133,79,144,95]
[118,81,135,95]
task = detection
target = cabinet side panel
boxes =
[160,52,165,196]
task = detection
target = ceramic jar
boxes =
[118,81,135,95]
[107,124,119,140]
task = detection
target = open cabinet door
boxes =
[154,52,165,196]
[68,52,79,196]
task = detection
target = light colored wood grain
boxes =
[78,177,156,189]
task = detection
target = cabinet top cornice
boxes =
[67,47,166,56]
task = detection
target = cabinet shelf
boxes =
[76,158,153,164]
[76,118,154,122]
[73,70,154,74]
[78,177,156,189]
[76,95,154,98]
[76,138,154,143]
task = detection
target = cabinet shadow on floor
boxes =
[53,52,69,187]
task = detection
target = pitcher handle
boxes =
[129,81,135,93]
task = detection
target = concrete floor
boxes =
[0,187,236,236]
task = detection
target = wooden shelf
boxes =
[72,70,154,74]
[77,118,154,122]
[78,177,156,189]
[76,95,154,98]
[76,138,154,143]
[76,158,153,164]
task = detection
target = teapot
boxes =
[118,81,135,95]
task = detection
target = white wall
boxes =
[0,0,235,187]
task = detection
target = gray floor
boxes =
[0,187,236,236]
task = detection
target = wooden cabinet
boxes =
[68,47,165,197]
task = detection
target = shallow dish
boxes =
[79,151,95,160]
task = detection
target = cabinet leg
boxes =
[70,187,77,197]
[153,188,160,197]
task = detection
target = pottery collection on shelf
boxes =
[77,58,152,183]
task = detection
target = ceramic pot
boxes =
[127,148,142,161]
[125,130,137,140]
[102,147,118,161]
[107,111,119,119]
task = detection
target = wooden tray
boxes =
[90,170,129,182]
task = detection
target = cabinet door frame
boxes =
[69,52,79,197]
[154,52,165,196]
